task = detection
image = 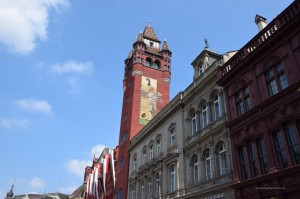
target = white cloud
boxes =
[65,159,92,178]
[0,118,31,128]
[29,177,45,188]
[65,144,105,178]
[51,60,94,96]
[15,98,53,115]
[91,144,105,158]
[0,0,69,54]
[59,186,77,195]
[52,60,94,75]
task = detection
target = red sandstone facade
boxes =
[217,1,300,199]
[114,23,171,199]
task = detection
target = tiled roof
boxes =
[143,26,160,42]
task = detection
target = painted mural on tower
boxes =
[139,76,162,125]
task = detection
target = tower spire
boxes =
[148,17,151,27]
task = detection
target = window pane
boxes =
[286,124,300,165]
[237,102,244,116]
[278,74,288,90]
[248,143,258,177]
[275,131,288,169]
[268,80,279,96]
[245,97,252,111]
[258,138,268,174]
[240,147,248,180]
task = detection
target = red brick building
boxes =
[217,1,300,199]
[114,22,172,199]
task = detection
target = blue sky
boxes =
[0,0,293,196]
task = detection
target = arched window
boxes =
[170,165,176,192]
[153,60,160,69]
[202,104,209,128]
[191,111,197,135]
[141,180,145,199]
[214,94,222,120]
[204,149,212,180]
[192,155,199,184]
[147,177,152,199]
[217,142,226,175]
[145,58,152,67]
[155,173,160,197]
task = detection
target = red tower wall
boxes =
[114,26,172,198]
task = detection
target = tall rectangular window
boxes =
[156,139,161,155]
[149,145,154,160]
[257,138,268,174]
[170,165,176,192]
[265,63,288,96]
[235,86,252,116]
[170,130,176,145]
[274,131,288,169]
[285,124,300,165]
[155,173,160,197]
[204,150,212,180]
[141,181,145,199]
[214,95,222,120]
[191,112,197,135]
[202,104,209,127]
[248,143,258,177]
[239,147,248,180]
[143,150,147,164]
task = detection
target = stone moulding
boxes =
[163,78,170,83]
[132,70,143,77]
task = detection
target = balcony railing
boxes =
[219,0,300,77]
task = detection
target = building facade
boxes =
[217,1,300,199]
[114,22,172,199]
[127,46,236,199]
[83,148,116,199]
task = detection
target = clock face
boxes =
[139,76,162,125]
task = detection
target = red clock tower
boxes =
[114,22,172,199]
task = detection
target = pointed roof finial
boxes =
[164,33,167,42]
[204,37,209,49]
[148,17,151,27]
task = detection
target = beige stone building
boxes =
[127,46,236,199]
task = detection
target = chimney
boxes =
[255,14,267,31]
